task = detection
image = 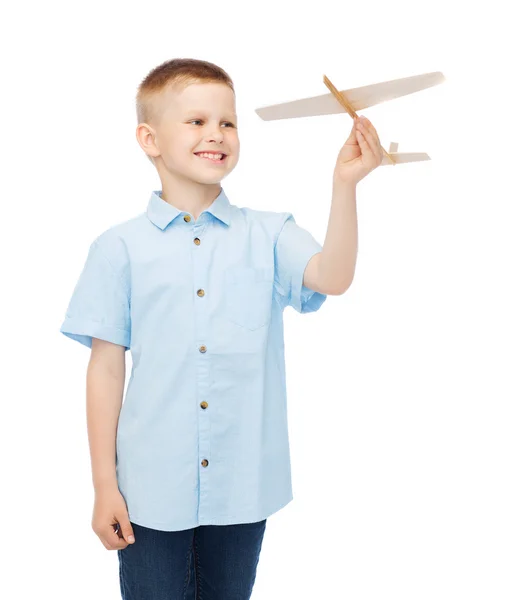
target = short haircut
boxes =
[136,57,235,128]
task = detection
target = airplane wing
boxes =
[255,72,445,121]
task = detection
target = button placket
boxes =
[193,218,211,518]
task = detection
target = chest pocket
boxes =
[225,266,273,330]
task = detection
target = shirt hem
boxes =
[126,494,294,532]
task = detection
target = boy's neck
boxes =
[159,180,222,222]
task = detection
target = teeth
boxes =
[197,152,224,160]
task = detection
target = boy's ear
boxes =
[136,123,159,161]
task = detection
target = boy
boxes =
[60,58,382,599]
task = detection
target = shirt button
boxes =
[197,289,205,297]
[194,238,201,245]
[199,345,207,353]
[200,401,208,409]
[184,215,191,222]
[201,459,209,467]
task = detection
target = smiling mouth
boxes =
[194,153,227,164]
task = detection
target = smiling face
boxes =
[138,81,240,186]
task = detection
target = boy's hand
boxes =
[333,116,383,185]
[92,485,136,550]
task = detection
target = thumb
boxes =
[345,117,359,144]
[119,516,135,544]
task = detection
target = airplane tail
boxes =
[381,151,431,166]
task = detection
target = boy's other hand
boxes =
[92,485,136,550]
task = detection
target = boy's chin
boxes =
[191,166,234,184]
[189,172,226,185]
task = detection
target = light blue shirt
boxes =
[60,187,327,531]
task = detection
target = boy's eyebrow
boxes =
[183,109,237,120]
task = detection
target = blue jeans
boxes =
[118,518,267,599]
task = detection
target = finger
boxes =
[105,522,128,550]
[357,121,382,164]
[345,118,359,144]
[98,531,114,550]
[114,523,130,548]
[356,125,377,164]
[358,118,380,151]
[362,118,383,163]
[362,116,377,134]
[118,518,136,545]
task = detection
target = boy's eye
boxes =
[189,120,235,128]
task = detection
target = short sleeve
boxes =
[274,213,327,313]
[60,240,131,350]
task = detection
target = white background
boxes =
[2,1,505,598]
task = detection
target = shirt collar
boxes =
[146,187,231,230]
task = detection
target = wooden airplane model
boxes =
[255,71,445,166]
